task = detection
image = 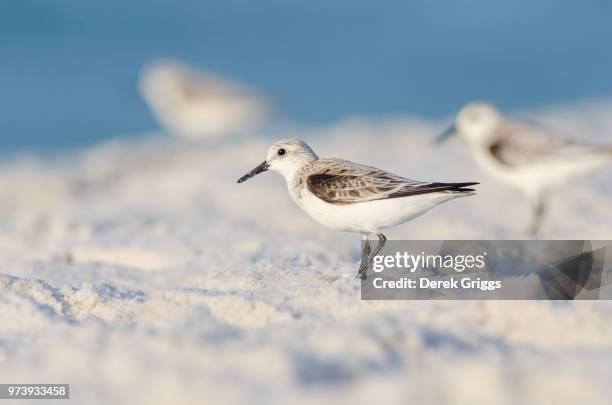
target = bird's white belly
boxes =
[293,189,459,234]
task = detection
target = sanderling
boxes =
[238,139,478,279]
[139,59,270,139]
[438,101,612,235]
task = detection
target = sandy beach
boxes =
[1,102,612,404]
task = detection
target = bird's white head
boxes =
[455,102,502,142]
[437,101,502,144]
[139,60,190,105]
[237,138,318,183]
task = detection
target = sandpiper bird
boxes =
[139,59,270,139]
[237,139,478,279]
[438,102,612,236]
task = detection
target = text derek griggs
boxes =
[372,276,502,291]
[370,251,502,292]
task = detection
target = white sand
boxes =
[1,101,612,404]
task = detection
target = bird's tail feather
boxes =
[390,182,479,198]
[440,182,479,194]
[437,182,478,199]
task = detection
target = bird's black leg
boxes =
[368,233,387,268]
[357,233,371,280]
[527,199,547,237]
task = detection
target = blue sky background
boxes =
[1,0,611,151]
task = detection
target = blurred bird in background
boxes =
[139,59,271,140]
[438,102,612,236]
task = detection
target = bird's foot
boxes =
[355,262,368,280]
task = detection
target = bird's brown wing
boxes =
[305,159,477,205]
[489,122,604,167]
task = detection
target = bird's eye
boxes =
[277,148,286,156]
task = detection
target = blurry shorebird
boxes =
[438,102,612,236]
[238,139,478,279]
[139,59,270,139]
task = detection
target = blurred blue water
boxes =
[1,0,611,151]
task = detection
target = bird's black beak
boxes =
[435,124,457,144]
[237,161,269,183]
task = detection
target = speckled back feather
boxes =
[295,159,477,205]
